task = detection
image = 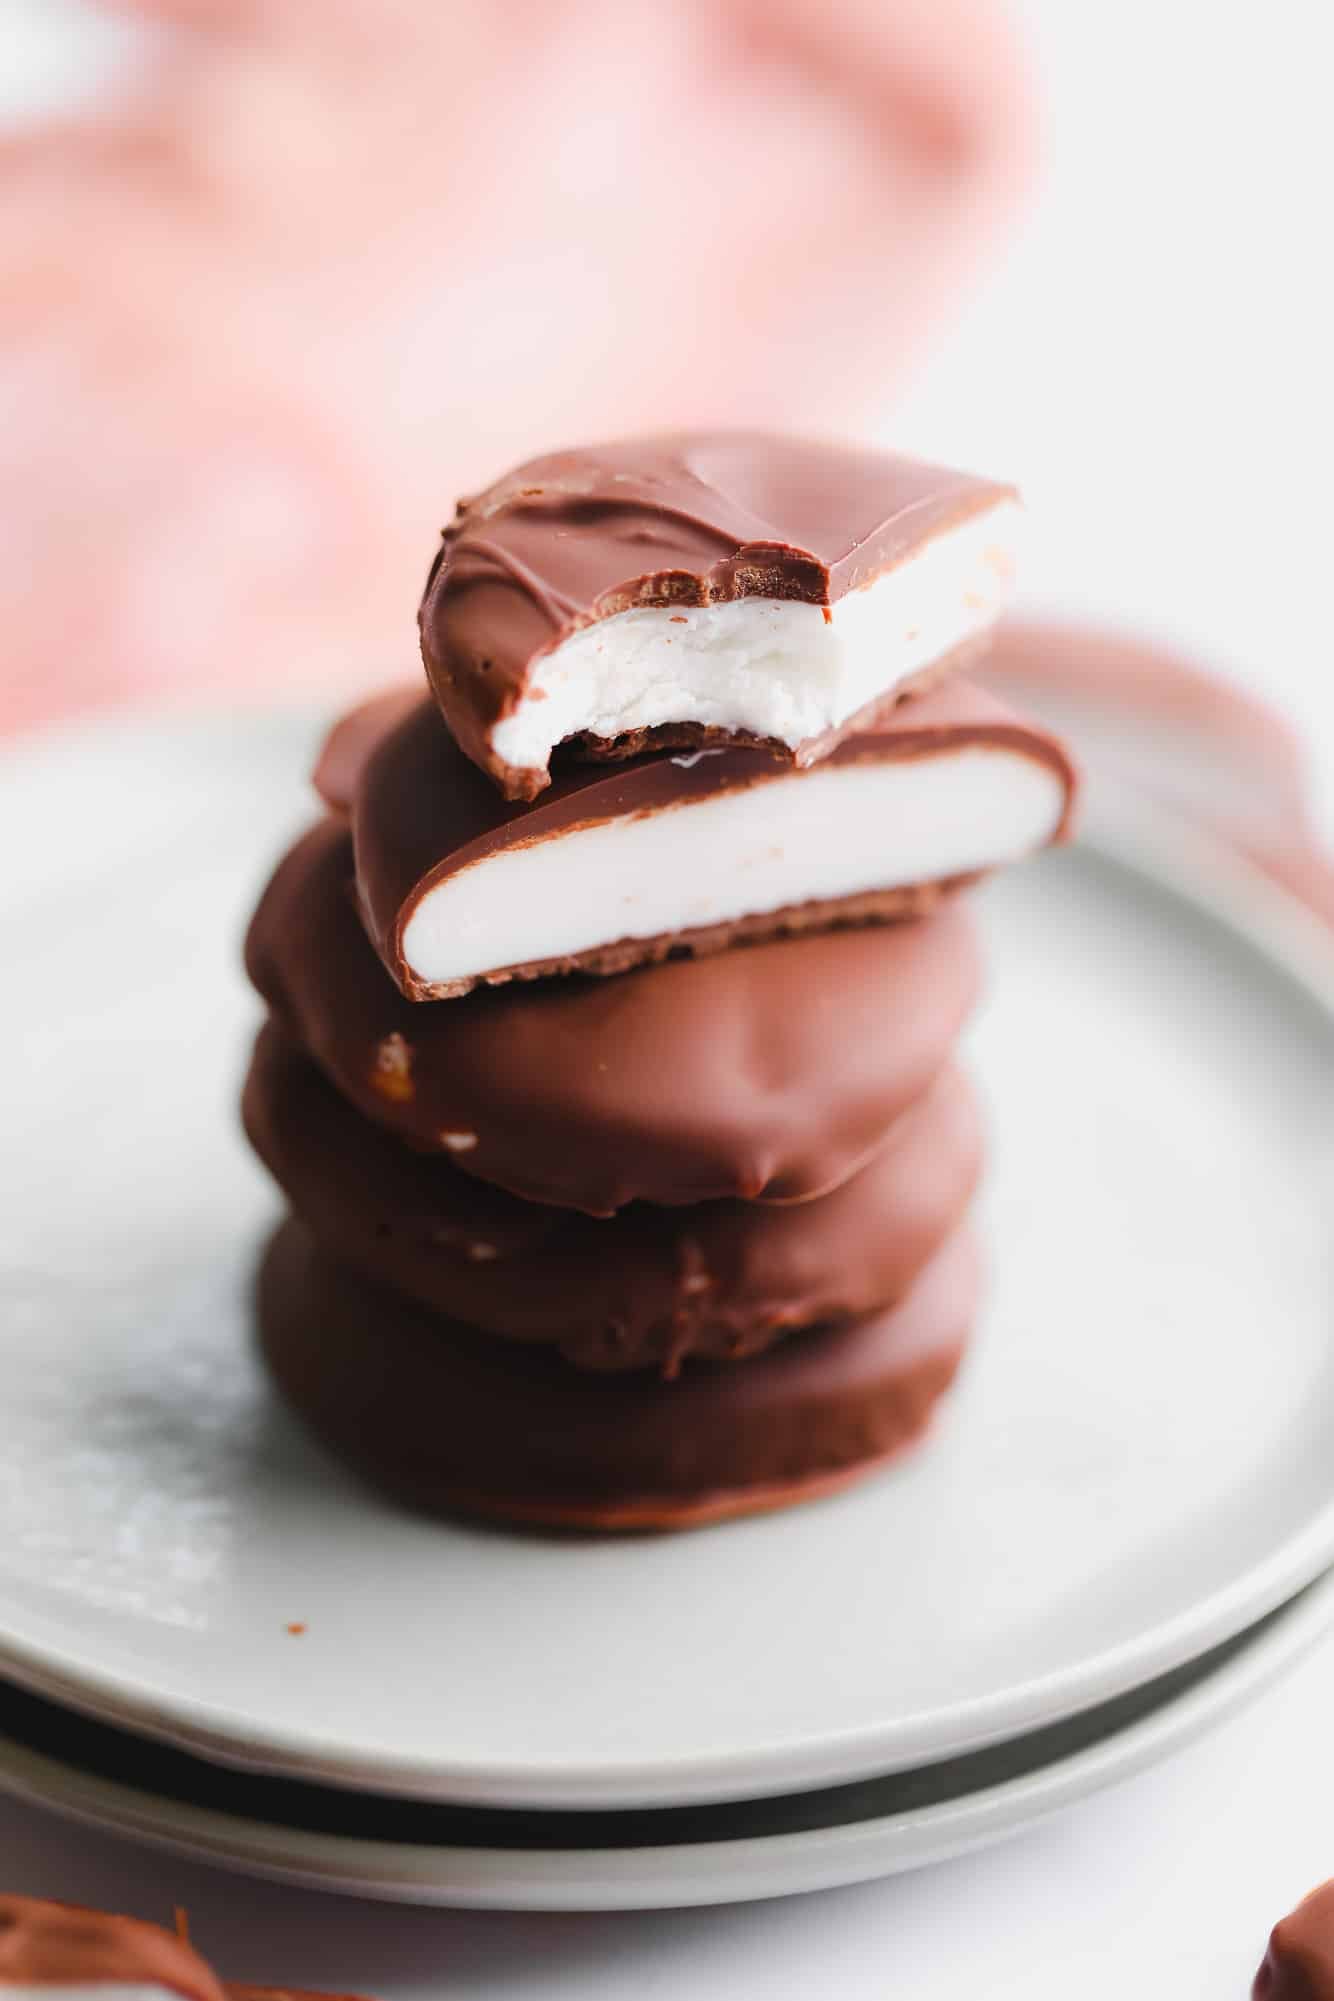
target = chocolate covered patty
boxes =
[1255,1879,1334,1999]
[243,1027,983,1374]
[982,616,1334,927]
[319,679,1074,1000]
[0,1895,370,2001]
[244,819,983,1215]
[0,1897,224,2001]
[983,617,1311,851]
[419,432,1020,799]
[257,1220,980,1532]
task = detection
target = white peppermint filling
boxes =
[402,742,1064,987]
[489,499,1021,775]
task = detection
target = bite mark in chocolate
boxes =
[418,432,1021,799]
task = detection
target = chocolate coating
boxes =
[243,1025,983,1374]
[244,819,983,1215]
[0,1899,368,2001]
[419,432,1015,798]
[0,1898,223,2001]
[1255,1880,1334,2000]
[324,678,1073,1000]
[983,617,1313,848]
[256,1219,979,1532]
[313,687,419,819]
[983,617,1334,928]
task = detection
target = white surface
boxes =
[489,501,1020,781]
[3,716,1334,1815]
[1,1569,1330,1910]
[404,738,1063,988]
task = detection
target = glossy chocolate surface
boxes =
[1256,1880,1334,1999]
[325,678,1074,999]
[243,1027,983,1373]
[419,432,1015,796]
[256,1219,979,1532]
[244,820,983,1215]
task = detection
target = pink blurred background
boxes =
[0,0,1032,732]
[3,0,1332,847]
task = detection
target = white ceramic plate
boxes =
[1,713,1333,1811]
[0,1565,1329,1910]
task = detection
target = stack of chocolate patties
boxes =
[243,434,1077,1531]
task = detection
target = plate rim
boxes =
[3,719,1334,1809]
[2,1561,1331,1911]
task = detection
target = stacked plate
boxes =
[1,714,1333,1909]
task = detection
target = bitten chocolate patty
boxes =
[256,1220,980,1532]
[418,432,1020,799]
[243,1026,983,1374]
[244,819,983,1215]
